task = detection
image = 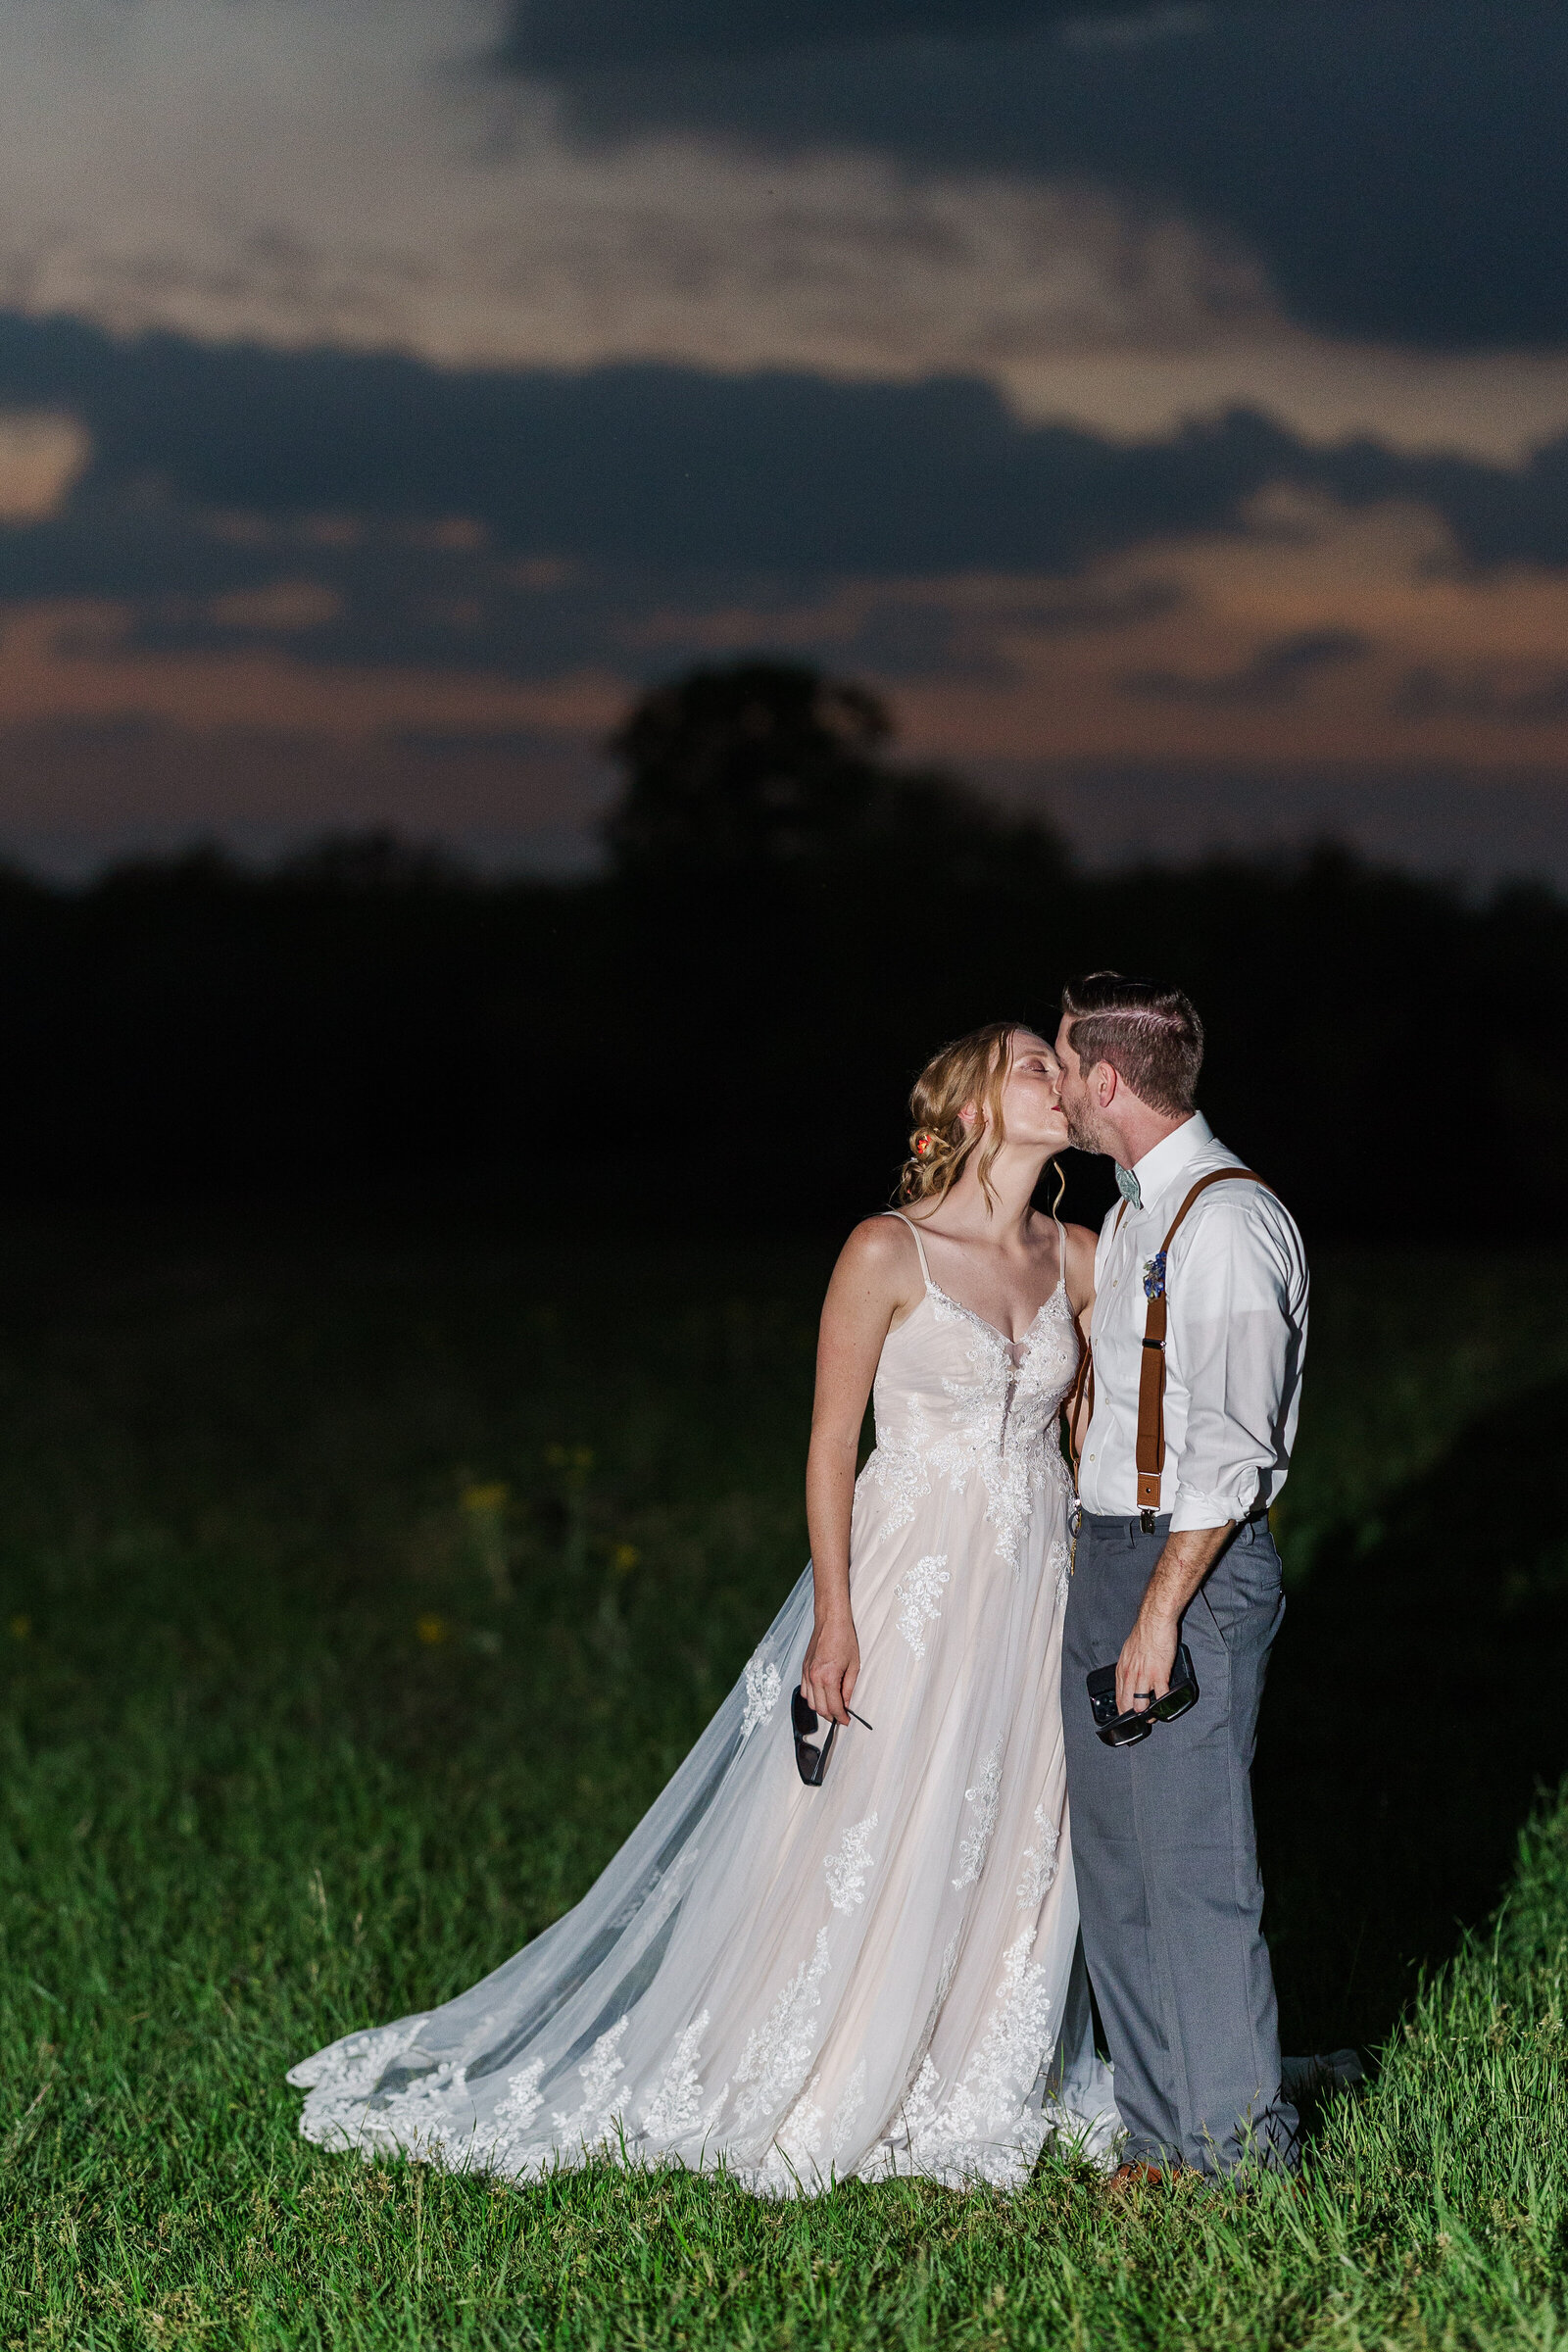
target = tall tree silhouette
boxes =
[605,662,890,873]
[604,659,1065,887]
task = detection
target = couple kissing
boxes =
[291,972,1308,2195]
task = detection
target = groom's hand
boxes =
[1116,1607,1178,1717]
[1115,1524,1235,1713]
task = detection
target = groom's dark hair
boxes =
[1060,973,1203,1116]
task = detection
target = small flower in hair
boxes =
[912,1129,939,1159]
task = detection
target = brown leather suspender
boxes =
[1067,1167,1276,1524]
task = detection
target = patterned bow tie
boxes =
[1115,1164,1143,1211]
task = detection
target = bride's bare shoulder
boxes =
[838,1213,910,1267]
[829,1213,924,1292]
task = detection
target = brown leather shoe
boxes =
[1106,2162,1167,2193]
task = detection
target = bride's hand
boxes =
[802,1611,860,1727]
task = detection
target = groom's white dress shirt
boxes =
[1076,1112,1309,1533]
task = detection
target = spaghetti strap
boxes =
[883,1209,935,1289]
[1053,1215,1070,1300]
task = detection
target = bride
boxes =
[290,1023,1120,2194]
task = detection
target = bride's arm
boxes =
[801,1219,915,1725]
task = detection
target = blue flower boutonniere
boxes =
[1143,1251,1167,1300]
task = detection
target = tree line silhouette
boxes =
[1,661,1562,1238]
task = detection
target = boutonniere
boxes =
[1143,1251,1167,1300]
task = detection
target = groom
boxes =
[1054,972,1308,2182]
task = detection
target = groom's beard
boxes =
[1063,1106,1104,1153]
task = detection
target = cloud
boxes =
[846,485,1568,778]
[0,594,626,737]
[0,412,91,520]
[0,7,1282,387]
[501,0,1058,71]
[10,316,1568,592]
[6,1,1568,466]
[1123,627,1369,706]
[1398,663,1568,727]
[4,324,1568,832]
[622,571,1185,683]
[532,4,1568,352]
[205,580,344,634]
[501,0,1224,72]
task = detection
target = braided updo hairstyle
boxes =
[897,1022,1025,1208]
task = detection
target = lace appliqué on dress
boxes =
[733,1927,831,2132]
[831,2061,867,2157]
[748,2077,826,2195]
[741,1657,782,1738]
[893,1555,950,1659]
[863,1401,938,1546]
[953,1739,1004,1889]
[287,2018,430,2151]
[495,2061,544,2133]
[825,1814,879,1913]
[481,2060,547,2171]
[1016,1804,1060,1909]
[858,2052,942,2185]
[641,2011,726,2144]
[1049,1537,1071,1612]
[861,1929,1057,2190]
[552,2016,629,2144]
[866,1288,1076,1571]
[953,1930,1055,2132]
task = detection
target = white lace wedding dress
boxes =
[289,1213,1119,2195]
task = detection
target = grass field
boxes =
[2,1207,1567,2350]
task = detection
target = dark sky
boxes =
[2,1,1567,882]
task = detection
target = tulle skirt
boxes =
[290,1449,1119,2196]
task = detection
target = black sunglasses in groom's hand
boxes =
[1086,1645,1200,1747]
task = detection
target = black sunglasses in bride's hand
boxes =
[791,1689,874,1787]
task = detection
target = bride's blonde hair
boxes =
[897,1022,1024,1208]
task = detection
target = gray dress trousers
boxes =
[1061,1509,1298,2175]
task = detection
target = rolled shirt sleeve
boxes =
[1167,1197,1308,1534]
